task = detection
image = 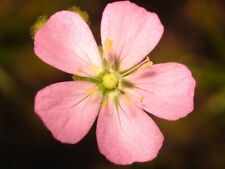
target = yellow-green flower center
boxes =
[102,73,119,90]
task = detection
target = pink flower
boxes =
[34,1,195,165]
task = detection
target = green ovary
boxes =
[102,73,119,90]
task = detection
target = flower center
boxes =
[102,73,119,90]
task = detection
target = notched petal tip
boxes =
[101,0,164,71]
[97,95,165,165]
[34,81,101,144]
[33,10,101,75]
[127,62,196,121]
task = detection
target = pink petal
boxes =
[126,63,196,120]
[96,95,164,165]
[101,1,164,71]
[34,81,101,144]
[34,11,102,76]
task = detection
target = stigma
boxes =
[102,73,119,90]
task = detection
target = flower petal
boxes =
[96,95,164,165]
[34,11,102,76]
[126,63,196,120]
[101,1,164,71]
[34,81,101,144]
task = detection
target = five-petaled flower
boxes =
[34,1,195,165]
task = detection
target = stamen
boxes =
[103,38,113,59]
[104,38,113,52]
[89,64,101,75]
[138,57,153,71]
[140,96,144,103]
[86,87,97,95]
[102,100,108,108]
[121,57,153,77]
[102,73,119,90]
[125,95,133,105]
[77,67,83,73]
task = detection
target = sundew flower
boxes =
[34,1,195,165]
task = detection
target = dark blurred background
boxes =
[0,0,225,169]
